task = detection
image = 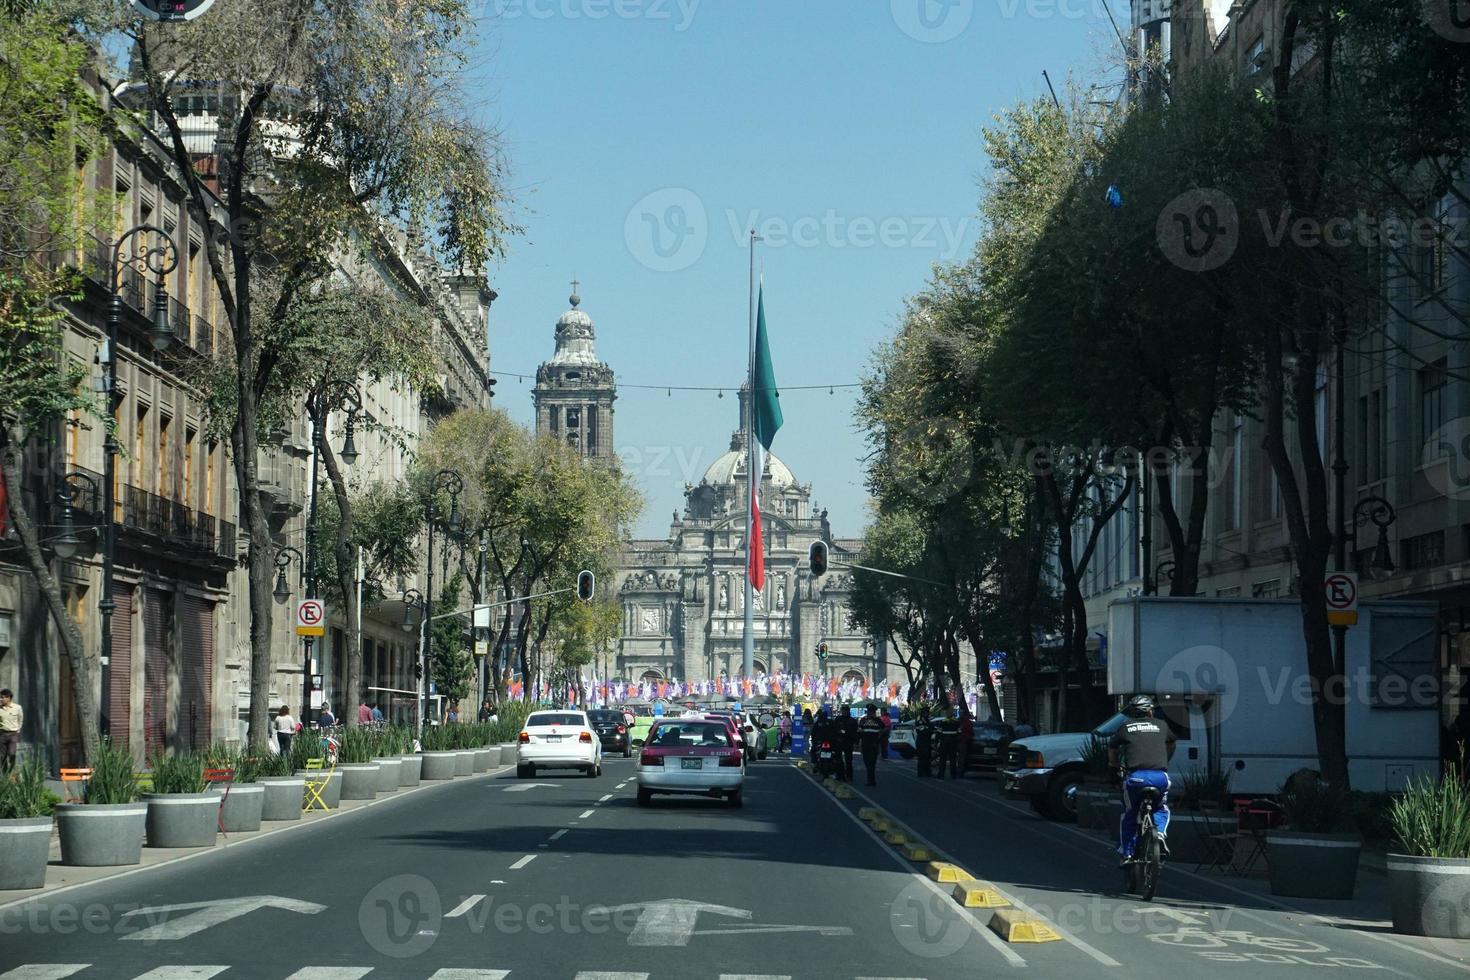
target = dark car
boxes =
[965,721,1015,774]
[587,709,633,757]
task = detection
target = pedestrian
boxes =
[0,688,22,773]
[478,700,495,723]
[778,711,792,754]
[357,700,372,725]
[371,702,384,723]
[915,706,934,778]
[835,703,859,782]
[274,704,297,757]
[446,702,459,724]
[318,702,336,728]
[802,708,817,764]
[957,711,974,778]
[935,708,961,779]
[879,707,892,759]
[858,703,885,786]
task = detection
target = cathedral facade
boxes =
[531,289,949,686]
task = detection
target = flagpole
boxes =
[743,229,757,682]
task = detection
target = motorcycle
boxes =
[815,738,842,780]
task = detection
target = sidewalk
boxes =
[0,762,512,911]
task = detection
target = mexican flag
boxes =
[748,285,782,591]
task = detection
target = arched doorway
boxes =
[639,669,664,683]
[752,659,768,676]
[841,670,866,685]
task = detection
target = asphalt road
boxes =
[0,754,1465,980]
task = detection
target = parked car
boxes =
[586,709,633,757]
[964,720,1015,774]
[889,721,917,758]
[637,717,746,807]
[516,710,603,778]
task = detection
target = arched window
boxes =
[841,670,866,685]
[639,669,664,683]
[752,660,768,675]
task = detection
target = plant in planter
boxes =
[0,758,57,888]
[210,747,266,832]
[419,725,458,780]
[255,743,306,821]
[369,728,403,792]
[1387,761,1470,938]
[144,751,218,849]
[337,726,381,800]
[57,738,147,867]
[1268,772,1360,900]
[388,726,422,787]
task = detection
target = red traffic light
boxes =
[809,540,828,577]
[576,570,595,601]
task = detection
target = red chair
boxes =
[204,767,234,836]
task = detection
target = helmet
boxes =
[1125,695,1154,717]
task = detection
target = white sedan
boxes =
[516,710,603,778]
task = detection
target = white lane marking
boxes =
[131,969,228,980]
[510,854,537,870]
[812,779,1026,969]
[283,970,374,980]
[572,973,649,980]
[578,809,595,818]
[599,794,614,802]
[445,895,486,918]
[120,896,325,942]
[0,969,90,980]
[427,971,511,979]
[550,829,569,840]
[719,975,792,979]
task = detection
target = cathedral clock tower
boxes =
[533,281,617,462]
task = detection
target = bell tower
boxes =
[533,280,617,462]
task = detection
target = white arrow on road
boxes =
[120,896,326,941]
[602,899,753,946]
[502,783,562,792]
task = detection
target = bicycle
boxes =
[1123,782,1164,901]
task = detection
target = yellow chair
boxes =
[302,756,334,812]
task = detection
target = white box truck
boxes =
[1001,597,1440,819]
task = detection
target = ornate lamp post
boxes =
[53,472,100,560]
[99,226,178,737]
[419,469,463,732]
[273,546,303,603]
[1352,496,1397,579]
[1152,559,1176,596]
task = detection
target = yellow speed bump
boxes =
[926,862,974,883]
[883,829,909,845]
[953,882,1010,908]
[857,806,882,822]
[872,818,893,833]
[988,908,1060,943]
[834,786,857,800]
[901,843,934,862]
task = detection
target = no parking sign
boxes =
[295,599,326,637]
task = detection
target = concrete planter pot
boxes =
[472,748,492,773]
[453,751,474,776]
[1164,813,1234,865]
[1267,832,1361,899]
[1074,787,1111,832]
[144,793,219,849]
[396,755,422,787]
[1389,853,1470,938]
[0,817,54,888]
[420,752,457,780]
[372,758,402,793]
[339,763,381,800]
[56,803,146,867]
[498,744,517,766]
[295,770,342,809]
[258,777,306,821]
[214,784,264,832]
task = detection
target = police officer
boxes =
[835,703,859,782]
[935,707,961,779]
[857,703,886,786]
[809,706,830,768]
[1108,695,1177,866]
[914,706,934,778]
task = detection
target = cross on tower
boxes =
[570,277,581,307]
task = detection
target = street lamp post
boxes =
[303,381,362,724]
[1351,496,1397,579]
[273,546,303,603]
[54,472,100,561]
[419,470,463,733]
[99,226,178,738]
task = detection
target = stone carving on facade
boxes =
[719,581,728,609]
[820,603,830,631]
[640,607,660,634]
[776,582,786,611]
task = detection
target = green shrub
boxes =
[255,747,293,778]
[0,758,54,819]
[1279,773,1350,834]
[1079,734,1111,781]
[289,731,323,770]
[1181,765,1233,809]
[232,753,264,784]
[86,739,139,804]
[1390,764,1470,859]
[338,727,376,764]
[1346,790,1395,844]
[420,726,453,751]
[149,752,208,794]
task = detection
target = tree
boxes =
[0,12,116,763]
[428,572,473,711]
[112,0,517,748]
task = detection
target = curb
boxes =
[0,762,516,914]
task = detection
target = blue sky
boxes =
[468,0,1117,538]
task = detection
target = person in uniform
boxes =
[915,706,934,778]
[935,708,961,779]
[857,703,886,786]
[835,703,859,782]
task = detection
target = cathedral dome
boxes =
[702,448,796,488]
[550,286,601,367]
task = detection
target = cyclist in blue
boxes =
[1108,695,1176,867]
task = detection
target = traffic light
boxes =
[816,641,829,660]
[809,540,829,577]
[576,569,595,601]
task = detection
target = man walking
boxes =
[935,708,961,779]
[857,703,885,786]
[915,706,934,778]
[835,703,859,782]
[0,689,21,772]
[357,700,372,725]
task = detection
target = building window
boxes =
[0,610,12,652]
[1216,586,1241,598]
[1422,195,1454,292]
[1246,35,1266,75]
[1402,530,1445,571]
[1420,358,1447,445]
[1357,388,1387,485]
[1229,414,1243,530]
[1315,363,1329,457]
[1252,580,1281,599]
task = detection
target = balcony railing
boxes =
[118,484,231,561]
[169,297,190,339]
[191,315,214,357]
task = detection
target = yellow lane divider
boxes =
[988,908,1061,943]
[953,882,1011,908]
[926,862,973,883]
[883,829,909,845]
[901,843,934,862]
